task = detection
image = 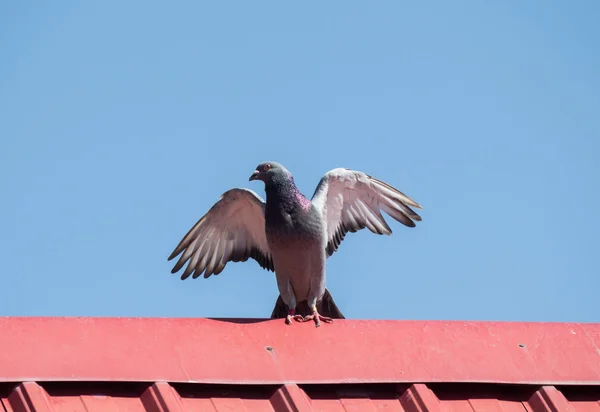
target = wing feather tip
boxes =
[166,187,273,280]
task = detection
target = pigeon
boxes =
[168,161,422,327]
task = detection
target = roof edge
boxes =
[1,317,599,384]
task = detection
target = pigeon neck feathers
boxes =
[265,171,312,212]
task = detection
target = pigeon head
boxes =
[249,161,289,184]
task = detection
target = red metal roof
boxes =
[1,317,599,411]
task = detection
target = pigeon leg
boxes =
[303,306,334,328]
[285,308,304,325]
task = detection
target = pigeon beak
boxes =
[249,170,260,181]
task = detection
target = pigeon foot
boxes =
[303,307,334,328]
[285,314,305,325]
[285,309,304,325]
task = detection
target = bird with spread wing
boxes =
[168,161,422,327]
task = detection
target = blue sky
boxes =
[1,2,598,322]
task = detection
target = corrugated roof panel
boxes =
[1,381,599,411]
[0,317,599,411]
[558,385,600,412]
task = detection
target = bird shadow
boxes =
[206,317,273,324]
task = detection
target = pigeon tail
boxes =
[270,288,345,320]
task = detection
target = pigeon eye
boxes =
[264,164,272,170]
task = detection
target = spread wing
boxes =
[311,168,422,257]
[168,188,274,280]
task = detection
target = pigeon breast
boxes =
[263,179,326,301]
